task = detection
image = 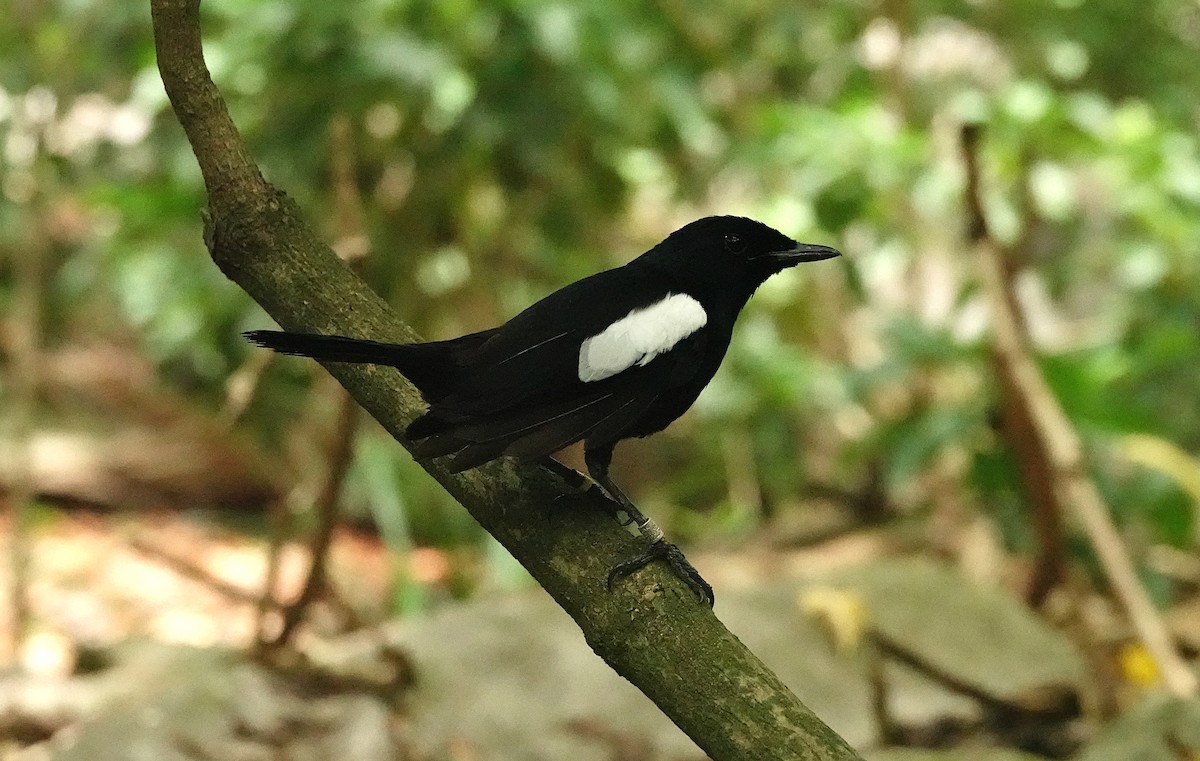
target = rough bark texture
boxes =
[150,1,863,757]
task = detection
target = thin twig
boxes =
[960,124,1198,697]
[4,203,48,665]
[254,493,289,645]
[962,128,1066,604]
[221,346,274,425]
[128,534,282,609]
[270,390,359,647]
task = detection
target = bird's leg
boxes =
[541,457,635,526]
[584,448,714,606]
[582,449,663,538]
[540,457,593,493]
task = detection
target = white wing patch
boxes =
[577,293,707,382]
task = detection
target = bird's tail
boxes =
[245,330,413,368]
[244,328,500,406]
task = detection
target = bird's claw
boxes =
[607,539,714,607]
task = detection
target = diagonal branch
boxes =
[149,1,862,757]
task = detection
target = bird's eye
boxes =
[723,234,745,254]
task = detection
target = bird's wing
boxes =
[435,389,650,471]
[420,327,714,470]
[433,265,682,415]
[408,262,724,467]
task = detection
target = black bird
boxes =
[246,216,839,605]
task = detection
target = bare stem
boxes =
[960,124,1197,698]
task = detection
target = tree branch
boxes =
[959,124,1198,698]
[149,1,862,757]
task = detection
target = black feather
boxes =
[243,328,496,400]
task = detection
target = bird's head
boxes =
[651,216,840,303]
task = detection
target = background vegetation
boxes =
[1,0,1198,757]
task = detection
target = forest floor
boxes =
[1,506,1197,761]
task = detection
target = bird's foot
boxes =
[607,539,714,607]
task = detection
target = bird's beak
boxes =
[761,242,842,264]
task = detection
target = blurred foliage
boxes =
[2,0,1198,600]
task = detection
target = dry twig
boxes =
[960,124,1197,697]
[3,206,47,665]
[128,534,282,609]
[270,391,360,647]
